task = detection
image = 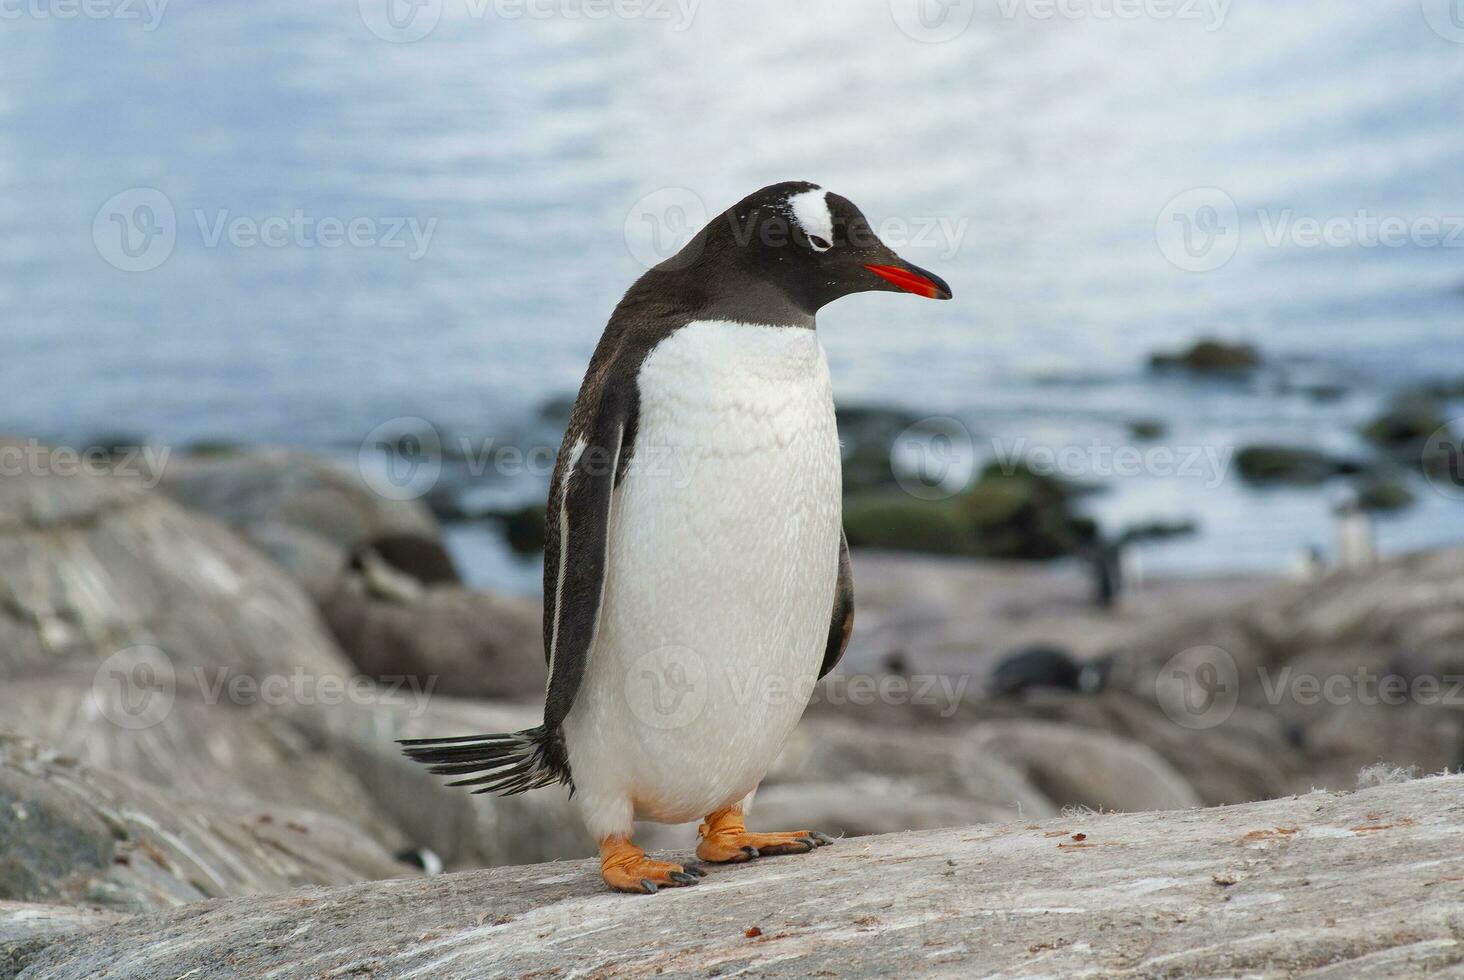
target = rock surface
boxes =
[317,576,545,698]
[12,775,1464,978]
[0,452,351,681]
[0,734,412,915]
[158,450,453,594]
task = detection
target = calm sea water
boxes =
[3,0,1462,591]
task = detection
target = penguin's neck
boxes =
[691,266,816,330]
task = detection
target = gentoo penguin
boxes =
[1333,490,1376,571]
[402,182,951,893]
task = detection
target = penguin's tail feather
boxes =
[399,725,572,796]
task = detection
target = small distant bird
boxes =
[1333,490,1376,571]
[402,182,950,893]
[394,846,444,876]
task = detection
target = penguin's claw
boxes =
[599,836,699,894]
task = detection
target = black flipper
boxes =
[818,530,854,679]
[400,380,634,796]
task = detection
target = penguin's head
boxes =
[666,181,953,315]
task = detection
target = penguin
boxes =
[1333,489,1376,571]
[401,181,951,894]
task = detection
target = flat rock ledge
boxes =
[10,776,1464,979]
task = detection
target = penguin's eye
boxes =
[808,235,832,252]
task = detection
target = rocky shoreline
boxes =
[3,437,1464,975]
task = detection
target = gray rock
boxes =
[317,576,545,699]
[13,774,1463,978]
[0,453,352,682]
[0,733,412,915]
[0,664,408,853]
[158,450,452,594]
[967,719,1203,812]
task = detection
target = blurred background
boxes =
[3,0,1464,921]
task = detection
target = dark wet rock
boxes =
[844,462,1096,561]
[1354,476,1417,513]
[959,462,1098,560]
[0,733,410,914]
[1360,398,1450,458]
[159,450,453,595]
[179,439,244,458]
[1149,338,1262,374]
[485,503,548,555]
[842,493,972,555]
[1125,418,1166,441]
[317,574,545,699]
[1117,518,1198,543]
[1413,376,1464,402]
[535,393,577,425]
[989,646,1113,697]
[351,532,459,585]
[1234,444,1346,485]
[835,403,925,494]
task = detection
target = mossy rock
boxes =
[842,492,972,555]
[836,404,929,494]
[1360,400,1448,451]
[1149,339,1262,374]
[1355,478,1417,513]
[841,441,899,495]
[1235,445,1341,486]
[957,464,1097,560]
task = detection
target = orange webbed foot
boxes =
[695,806,835,863]
[599,836,705,894]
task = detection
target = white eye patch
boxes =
[788,187,834,250]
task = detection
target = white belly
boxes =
[562,320,842,838]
